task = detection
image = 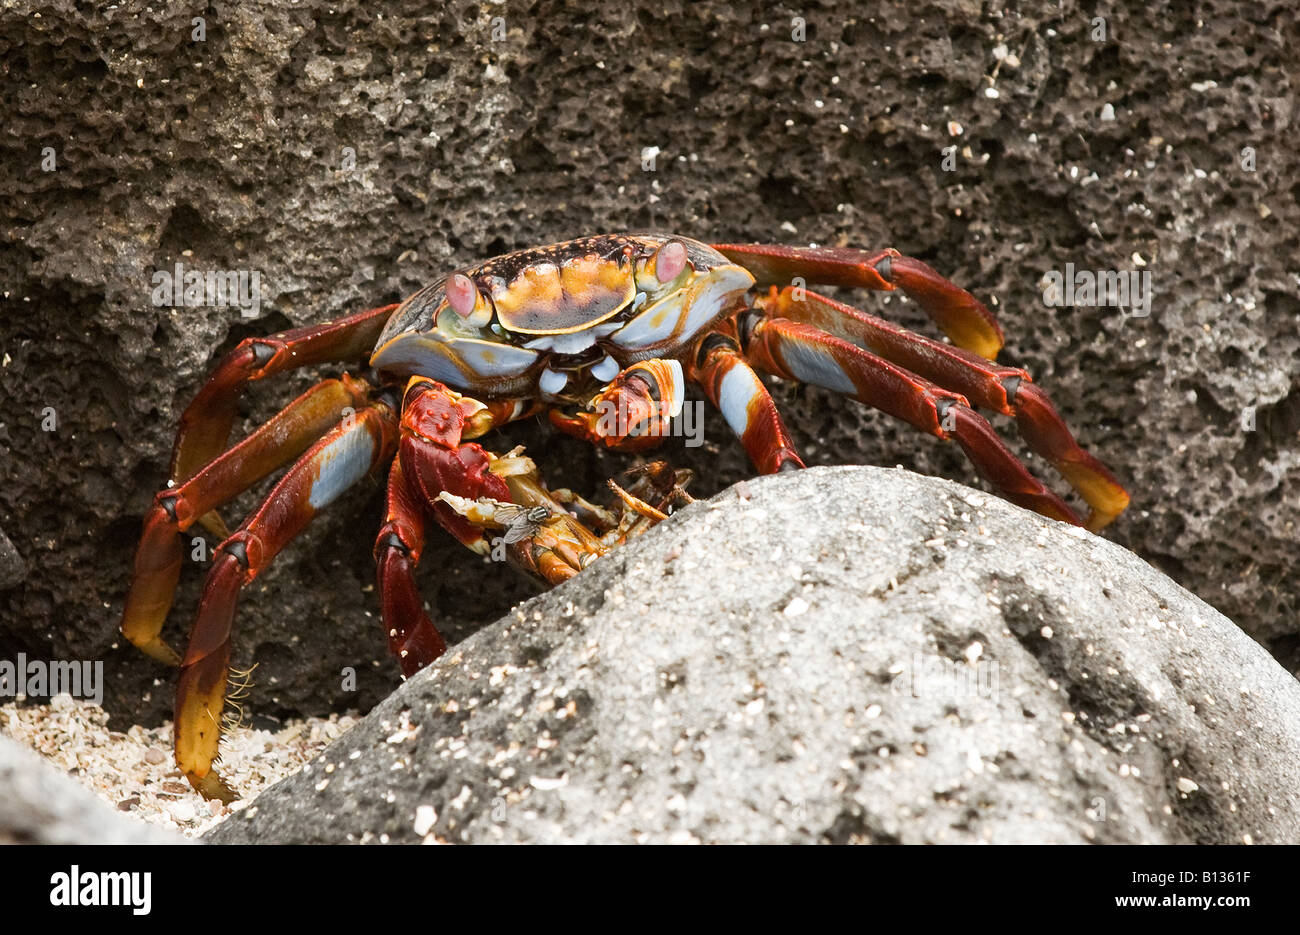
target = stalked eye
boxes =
[653,240,687,283]
[446,273,478,317]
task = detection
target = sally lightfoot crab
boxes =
[121,233,1129,800]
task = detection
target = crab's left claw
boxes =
[437,492,599,584]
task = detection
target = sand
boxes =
[1,693,358,838]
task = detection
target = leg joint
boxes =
[221,537,250,570]
[1000,374,1023,403]
[156,491,181,520]
[235,338,278,368]
[736,308,764,352]
[376,531,410,556]
[695,333,740,369]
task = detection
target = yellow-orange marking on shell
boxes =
[490,253,635,335]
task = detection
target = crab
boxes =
[121,233,1129,800]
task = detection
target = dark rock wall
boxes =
[1,1,1296,729]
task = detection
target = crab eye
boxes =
[446,273,478,317]
[653,240,688,283]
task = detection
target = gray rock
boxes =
[206,466,1300,844]
[0,528,24,590]
[1,0,1296,738]
[0,734,185,844]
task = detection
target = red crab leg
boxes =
[373,459,446,678]
[689,327,804,474]
[713,243,1004,360]
[170,304,397,534]
[121,376,373,664]
[175,399,398,801]
[742,315,1082,526]
[756,286,1130,530]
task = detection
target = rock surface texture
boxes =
[207,467,1300,845]
[1,1,1296,738]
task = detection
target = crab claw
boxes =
[437,492,597,582]
[549,358,685,451]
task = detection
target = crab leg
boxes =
[546,488,621,532]
[175,398,398,801]
[714,243,1004,360]
[689,328,804,474]
[755,286,1129,530]
[373,460,446,678]
[741,315,1082,526]
[170,303,397,535]
[121,376,373,664]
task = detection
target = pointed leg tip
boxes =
[121,614,184,665]
[187,768,238,803]
[1036,497,1084,528]
[972,335,1004,361]
[1057,463,1130,532]
[951,321,1004,360]
[1084,506,1126,533]
[139,639,182,667]
[198,510,231,540]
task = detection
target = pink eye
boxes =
[446,273,478,317]
[655,241,687,283]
